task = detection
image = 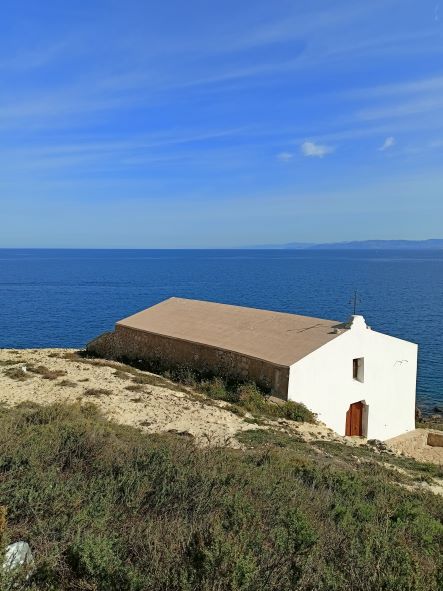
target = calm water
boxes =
[0,249,442,410]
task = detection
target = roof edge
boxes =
[119,296,342,326]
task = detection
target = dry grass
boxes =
[63,350,188,393]
[417,419,443,432]
[4,364,67,381]
[113,369,131,380]
[3,366,32,381]
[132,375,157,385]
[0,359,25,367]
[27,364,67,380]
[0,505,6,537]
[59,379,78,388]
[124,384,145,393]
[83,388,112,397]
[62,351,138,375]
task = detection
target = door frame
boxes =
[345,401,365,436]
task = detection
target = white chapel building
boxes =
[89,297,418,441]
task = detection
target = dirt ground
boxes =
[0,348,342,448]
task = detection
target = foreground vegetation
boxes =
[1,403,443,590]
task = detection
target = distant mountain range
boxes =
[248,239,443,250]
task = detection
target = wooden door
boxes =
[345,401,364,436]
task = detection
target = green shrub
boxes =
[236,429,303,448]
[280,401,317,423]
[0,403,442,590]
[200,377,233,401]
[67,533,128,589]
[165,364,197,386]
[198,379,316,423]
[237,382,268,413]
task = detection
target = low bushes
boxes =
[3,364,67,381]
[27,365,67,380]
[162,364,316,423]
[200,379,316,423]
[83,388,112,397]
[0,403,442,590]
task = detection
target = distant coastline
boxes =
[1,240,443,250]
[246,239,443,250]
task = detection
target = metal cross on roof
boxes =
[349,290,362,315]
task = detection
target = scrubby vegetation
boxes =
[3,367,31,381]
[1,403,442,590]
[199,379,316,422]
[58,379,77,388]
[417,418,443,432]
[61,351,188,394]
[3,364,67,382]
[66,351,316,424]
[83,387,112,397]
[27,365,67,380]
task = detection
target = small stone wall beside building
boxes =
[88,325,290,399]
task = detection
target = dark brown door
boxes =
[345,401,364,436]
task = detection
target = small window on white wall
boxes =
[353,358,364,382]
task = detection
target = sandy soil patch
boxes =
[1,348,343,448]
[0,348,259,447]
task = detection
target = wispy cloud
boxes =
[379,136,396,151]
[301,141,334,158]
[1,4,435,134]
[0,127,263,184]
[0,127,247,165]
[357,97,443,122]
[342,74,443,130]
[344,75,443,100]
[276,152,294,162]
[0,39,76,71]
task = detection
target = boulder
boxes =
[427,432,443,448]
[2,541,33,572]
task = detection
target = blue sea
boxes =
[0,249,442,410]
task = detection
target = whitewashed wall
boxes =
[288,316,417,441]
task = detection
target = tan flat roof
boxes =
[116,297,345,367]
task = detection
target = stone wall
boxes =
[88,325,289,399]
[427,431,443,448]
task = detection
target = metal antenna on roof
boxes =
[349,290,361,315]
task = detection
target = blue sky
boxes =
[1,0,443,247]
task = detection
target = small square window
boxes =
[353,358,364,382]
